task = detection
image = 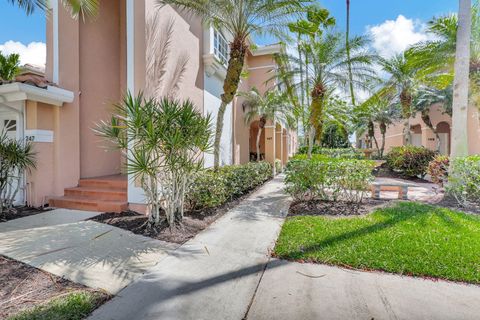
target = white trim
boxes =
[251,44,282,56]
[126,0,135,93]
[248,65,276,71]
[52,0,59,84]
[0,83,74,106]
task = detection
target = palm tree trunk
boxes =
[450,0,471,160]
[421,109,441,152]
[310,94,325,144]
[380,122,387,157]
[256,127,262,161]
[368,120,379,151]
[213,36,248,170]
[400,90,413,145]
[346,0,356,106]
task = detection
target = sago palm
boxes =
[240,88,291,161]
[157,0,309,169]
[9,0,99,19]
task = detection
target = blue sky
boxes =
[0,0,459,66]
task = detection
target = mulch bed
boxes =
[0,255,110,319]
[373,163,430,183]
[289,198,391,217]
[91,182,268,244]
[433,195,480,215]
[0,206,52,223]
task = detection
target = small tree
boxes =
[0,130,36,213]
[0,52,20,83]
[95,93,213,228]
[240,88,291,161]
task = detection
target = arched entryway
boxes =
[436,121,451,155]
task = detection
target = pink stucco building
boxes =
[0,1,297,212]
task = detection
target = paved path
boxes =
[0,209,178,294]
[247,260,480,320]
[375,177,441,202]
[89,175,290,320]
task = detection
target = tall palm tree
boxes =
[240,88,291,161]
[346,0,355,106]
[378,53,421,145]
[8,0,99,19]
[157,0,309,169]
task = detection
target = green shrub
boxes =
[284,157,375,203]
[428,155,449,186]
[275,159,283,174]
[386,146,436,178]
[187,161,272,210]
[296,146,364,159]
[446,155,480,206]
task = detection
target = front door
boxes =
[0,109,23,205]
[438,133,449,155]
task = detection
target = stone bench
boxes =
[370,183,409,200]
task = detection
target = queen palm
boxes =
[240,88,291,161]
[157,0,308,169]
[8,0,99,19]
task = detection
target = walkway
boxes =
[248,260,480,320]
[375,177,442,202]
[89,175,290,320]
[0,209,178,294]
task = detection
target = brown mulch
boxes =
[91,183,268,244]
[0,255,110,319]
[373,163,430,184]
[0,206,52,223]
[289,198,391,217]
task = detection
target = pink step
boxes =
[78,175,127,190]
[64,186,127,201]
[49,196,128,213]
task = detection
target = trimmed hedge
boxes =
[187,161,272,210]
[297,146,365,159]
[386,146,436,178]
[447,155,480,206]
[284,157,375,203]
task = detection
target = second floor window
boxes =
[214,29,229,65]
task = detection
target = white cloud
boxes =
[0,41,46,67]
[366,15,433,58]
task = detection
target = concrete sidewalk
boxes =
[0,209,178,294]
[89,175,290,320]
[247,260,480,320]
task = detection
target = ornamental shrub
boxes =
[386,146,436,178]
[427,155,449,186]
[284,157,375,203]
[187,161,272,210]
[296,146,364,159]
[446,155,480,206]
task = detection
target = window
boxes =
[4,120,16,132]
[213,29,229,65]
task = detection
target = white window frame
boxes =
[213,29,229,66]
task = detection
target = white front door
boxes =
[0,109,24,205]
[411,133,422,147]
[438,133,449,155]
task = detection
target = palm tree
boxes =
[451,0,472,158]
[378,53,421,145]
[8,0,99,19]
[157,0,308,169]
[240,88,291,161]
[346,0,355,106]
[0,52,20,82]
[290,32,376,144]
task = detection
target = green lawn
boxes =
[9,291,107,320]
[274,202,480,283]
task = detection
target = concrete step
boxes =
[64,186,127,201]
[79,175,128,190]
[49,196,128,213]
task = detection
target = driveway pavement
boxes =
[0,209,178,294]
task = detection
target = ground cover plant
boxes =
[275,202,480,284]
[447,155,480,206]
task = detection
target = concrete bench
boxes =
[371,183,409,200]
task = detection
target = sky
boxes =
[0,0,459,67]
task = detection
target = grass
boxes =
[8,291,108,320]
[274,202,480,283]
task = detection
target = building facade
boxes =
[0,0,297,211]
